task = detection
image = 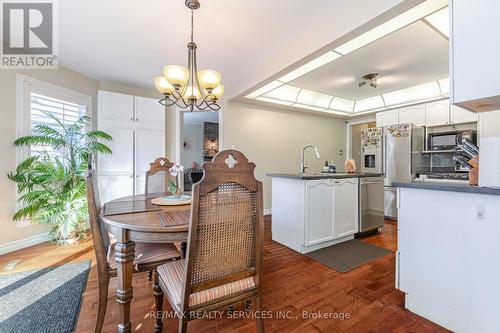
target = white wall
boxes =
[222,101,346,211]
[182,123,204,168]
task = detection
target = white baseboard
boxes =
[264,208,272,216]
[0,232,50,256]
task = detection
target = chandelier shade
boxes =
[155,0,223,111]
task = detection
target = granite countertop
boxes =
[267,173,385,180]
[392,181,500,196]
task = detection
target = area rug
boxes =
[0,260,91,333]
[305,239,391,273]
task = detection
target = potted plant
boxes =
[8,112,112,243]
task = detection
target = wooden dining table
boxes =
[102,192,191,333]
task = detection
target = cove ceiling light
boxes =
[296,89,334,109]
[334,0,448,55]
[256,97,294,106]
[245,80,284,99]
[424,6,449,38]
[263,84,301,103]
[354,95,385,112]
[292,104,327,112]
[329,97,355,113]
[382,81,441,106]
[278,51,342,83]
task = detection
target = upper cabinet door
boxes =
[452,0,500,112]
[425,101,450,127]
[135,96,165,124]
[376,109,399,127]
[98,91,134,121]
[333,178,359,239]
[451,105,479,124]
[399,105,426,127]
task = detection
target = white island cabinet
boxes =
[395,183,500,332]
[271,176,358,254]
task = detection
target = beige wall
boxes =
[222,101,346,211]
[0,67,100,250]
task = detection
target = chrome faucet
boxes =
[300,145,321,174]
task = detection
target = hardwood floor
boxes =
[0,217,448,333]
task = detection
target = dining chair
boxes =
[86,156,181,333]
[152,150,265,333]
[145,157,176,194]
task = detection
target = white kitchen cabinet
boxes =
[305,180,335,245]
[98,91,134,121]
[97,90,165,202]
[398,104,426,126]
[135,96,165,124]
[451,0,500,112]
[376,109,399,127]
[425,100,449,126]
[451,105,478,124]
[333,178,359,238]
[134,128,165,194]
[271,176,359,254]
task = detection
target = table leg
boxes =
[180,241,187,259]
[115,229,135,333]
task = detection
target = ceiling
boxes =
[57,0,402,98]
[290,20,448,100]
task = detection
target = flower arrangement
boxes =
[168,163,184,198]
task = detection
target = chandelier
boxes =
[154,0,224,112]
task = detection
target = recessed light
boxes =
[292,104,327,112]
[354,96,385,112]
[382,81,441,106]
[296,89,334,109]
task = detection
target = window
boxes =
[16,74,92,162]
[29,92,87,158]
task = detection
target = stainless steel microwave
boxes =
[428,130,477,151]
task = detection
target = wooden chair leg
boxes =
[148,270,153,281]
[95,271,109,333]
[152,271,163,333]
[254,295,265,333]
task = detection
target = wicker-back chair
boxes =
[145,157,175,194]
[86,155,180,333]
[154,150,264,333]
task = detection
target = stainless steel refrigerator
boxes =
[383,123,425,219]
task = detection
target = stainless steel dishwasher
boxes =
[359,176,385,233]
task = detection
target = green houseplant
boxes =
[8,113,112,243]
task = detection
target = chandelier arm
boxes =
[207,101,221,111]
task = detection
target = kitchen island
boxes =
[394,181,500,332]
[268,173,383,254]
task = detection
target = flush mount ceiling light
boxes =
[358,73,380,88]
[154,0,224,111]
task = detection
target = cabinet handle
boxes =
[135,118,139,121]
[130,117,133,121]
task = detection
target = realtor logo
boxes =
[1,0,58,68]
